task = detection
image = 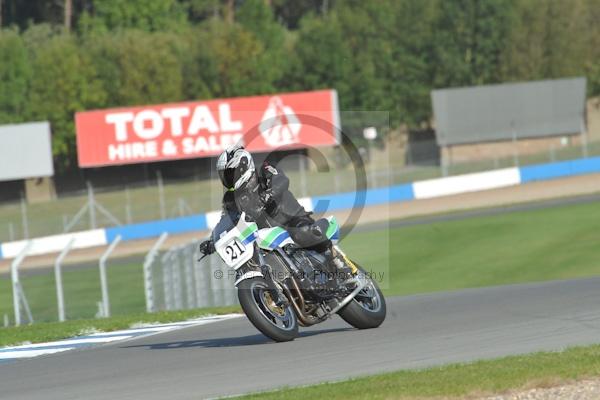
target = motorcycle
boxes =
[207,211,386,342]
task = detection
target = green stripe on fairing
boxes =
[238,223,258,241]
[326,218,338,238]
[260,227,286,247]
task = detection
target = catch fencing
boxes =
[2,135,600,243]
[2,233,237,327]
[144,236,237,313]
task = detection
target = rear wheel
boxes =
[237,278,298,342]
[338,269,386,329]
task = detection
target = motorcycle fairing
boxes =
[257,226,295,250]
[325,216,340,243]
[214,212,257,270]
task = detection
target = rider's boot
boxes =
[323,247,357,290]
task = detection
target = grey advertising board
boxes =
[0,122,54,181]
[432,77,587,146]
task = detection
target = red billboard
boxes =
[75,90,339,167]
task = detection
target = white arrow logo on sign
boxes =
[259,97,302,147]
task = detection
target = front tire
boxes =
[237,278,298,342]
[338,270,386,329]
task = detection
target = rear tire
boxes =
[338,269,386,329]
[237,278,298,342]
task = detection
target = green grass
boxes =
[0,259,147,322]
[343,199,600,295]
[0,307,240,348]
[239,344,600,399]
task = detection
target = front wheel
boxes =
[237,278,298,342]
[338,270,386,329]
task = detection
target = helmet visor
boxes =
[218,168,236,190]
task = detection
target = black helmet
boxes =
[216,144,255,190]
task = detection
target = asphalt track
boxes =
[1,276,600,399]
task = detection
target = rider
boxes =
[199,144,348,274]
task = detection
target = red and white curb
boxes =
[0,314,242,363]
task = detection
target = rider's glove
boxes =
[199,239,215,255]
[259,189,273,205]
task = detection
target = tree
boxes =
[26,32,106,166]
[430,0,517,88]
[85,30,184,107]
[237,0,287,88]
[0,28,31,123]
[64,0,72,31]
[200,20,278,97]
[81,0,188,33]
[285,14,352,106]
[271,0,327,29]
[499,0,589,82]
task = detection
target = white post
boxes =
[99,235,121,318]
[162,251,173,310]
[87,182,96,229]
[55,238,75,322]
[20,195,29,239]
[581,117,589,158]
[11,242,32,326]
[18,282,34,324]
[172,250,183,310]
[157,170,166,220]
[194,249,211,308]
[143,233,168,313]
[184,244,196,309]
[511,123,519,167]
[125,186,133,224]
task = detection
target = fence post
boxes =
[125,186,133,224]
[11,241,33,326]
[87,182,97,229]
[195,251,211,308]
[511,123,519,167]
[20,194,29,239]
[99,235,121,318]
[162,250,173,310]
[143,233,168,313]
[55,238,75,322]
[581,117,589,158]
[172,249,183,310]
[17,282,34,324]
[209,252,225,306]
[157,170,166,220]
[184,243,196,309]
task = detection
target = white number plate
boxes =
[217,238,247,267]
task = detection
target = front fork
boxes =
[255,243,287,306]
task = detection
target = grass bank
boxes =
[240,344,600,399]
[0,258,147,322]
[0,306,240,347]
[344,198,600,295]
